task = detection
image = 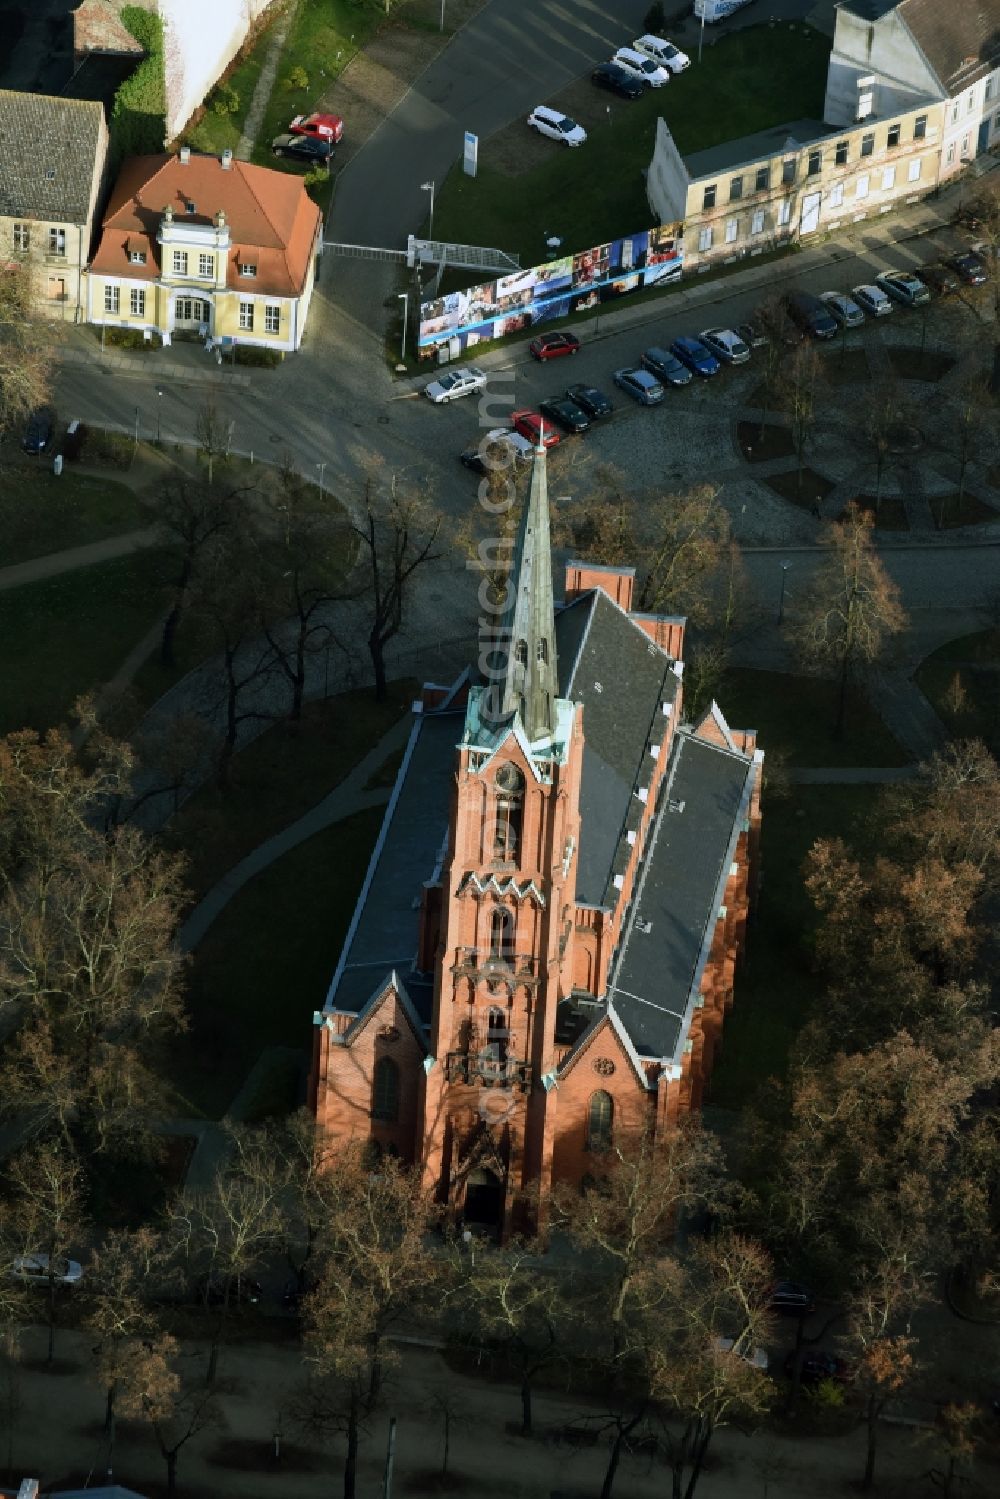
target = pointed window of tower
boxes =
[372,1056,399,1122]
[489,906,512,961]
[515,639,528,665]
[494,764,524,862]
[537,638,548,663]
[484,1005,509,1068]
[586,1090,613,1153]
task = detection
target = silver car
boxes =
[11,1253,84,1286]
[875,271,932,307]
[852,283,893,317]
[699,326,751,365]
[424,366,488,404]
[819,291,865,327]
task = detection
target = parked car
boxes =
[512,409,561,447]
[875,270,931,307]
[735,322,769,349]
[633,34,690,73]
[590,62,645,99]
[852,282,893,316]
[785,290,838,339]
[716,1335,769,1371]
[669,335,721,377]
[784,1350,851,1386]
[611,47,670,87]
[529,331,580,361]
[819,290,865,327]
[767,1280,816,1315]
[526,105,587,146]
[613,367,664,405]
[423,365,487,403]
[10,1253,84,1287]
[945,250,988,285]
[289,111,344,143]
[640,346,693,386]
[22,408,54,454]
[199,1273,263,1308]
[271,132,332,164]
[917,264,959,296]
[539,396,590,434]
[565,383,613,419]
[699,326,751,365]
[460,430,534,471]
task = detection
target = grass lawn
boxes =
[737,422,794,462]
[764,467,836,511]
[845,492,910,530]
[0,466,145,567]
[431,25,831,265]
[172,806,385,1117]
[0,548,172,735]
[708,784,882,1110]
[916,629,1000,754]
[821,347,871,388]
[886,346,955,382]
[163,680,416,901]
[718,668,908,767]
[182,40,270,155]
[934,492,1000,529]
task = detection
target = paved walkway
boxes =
[0,526,158,591]
[237,0,301,161]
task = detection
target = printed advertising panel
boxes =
[417,223,684,360]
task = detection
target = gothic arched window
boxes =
[586,1090,613,1153]
[537,638,548,664]
[486,1005,509,1063]
[489,906,512,961]
[515,639,528,665]
[372,1057,400,1122]
[493,763,524,861]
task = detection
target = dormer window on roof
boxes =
[240,262,257,277]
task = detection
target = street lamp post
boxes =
[698,5,707,64]
[155,388,163,444]
[777,562,790,625]
[439,0,446,30]
[134,405,139,448]
[421,180,435,241]
[397,292,409,364]
[316,461,326,497]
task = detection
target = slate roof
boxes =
[324,710,460,1021]
[682,119,835,180]
[839,0,1000,92]
[0,90,104,223]
[606,731,754,1062]
[556,589,679,908]
[91,152,321,298]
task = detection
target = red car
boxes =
[289,112,344,144]
[529,331,580,361]
[511,410,561,448]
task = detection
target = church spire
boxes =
[500,440,559,741]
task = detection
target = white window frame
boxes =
[856,173,870,199]
[240,262,258,278]
[777,199,792,227]
[724,217,738,244]
[264,303,280,334]
[48,226,66,256]
[130,287,145,317]
[946,143,956,165]
[750,208,765,235]
[198,252,214,278]
[239,300,254,331]
[104,284,120,314]
[858,91,873,120]
[881,165,896,191]
[13,222,29,251]
[129,249,146,265]
[908,157,922,182]
[828,182,844,207]
[697,225,713,252]
[172,250,188,276]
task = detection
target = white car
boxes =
[526,106,587,147]
[633,34,690,73]
[424,366,488,404]
[611,47,670,87]
[852,283,894,317]
[715,1335,769,1371]
[485,428,534,463]
[10,1254,84,1286]
[699,327,751,365]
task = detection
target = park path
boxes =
[236,0,301,162]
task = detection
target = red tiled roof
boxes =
[91,152,322,297]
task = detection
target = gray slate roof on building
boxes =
[682,118,833,179]
[325,710,460,1019]
[607,732,753,1061]
[0,90,103,223]
[557,589,679,909]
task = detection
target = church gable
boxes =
[551,1012,655,1186]
[691,700,737,752]
[316,975,425,1163]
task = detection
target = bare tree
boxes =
[0,261,53,459]
[194,396,232,486]
[352,475,443,701]
[776,342,821,499]
[132,1344,222,1499]
[7,1143,86,1364]
[791,503,906,738]
[152,474,243,668]
[940,369,991,526]
[863,382,903,516]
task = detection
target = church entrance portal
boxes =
[463,1166,504,1228]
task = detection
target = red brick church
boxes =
[310,446,762,1234]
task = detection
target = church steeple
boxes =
[500,441,559,742]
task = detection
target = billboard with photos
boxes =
[417,223,684,360]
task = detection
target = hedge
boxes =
[111,6,167,161]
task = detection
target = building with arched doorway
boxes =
[310,445,762,1237]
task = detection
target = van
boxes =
[694,0,756,23]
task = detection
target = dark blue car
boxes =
[669,335,720,378]
[641,346,693,387]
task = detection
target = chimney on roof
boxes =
[17,1482,40,1499]
[163,203,174,223]
[215,209,226,228]
[221,148,233,169]
[179,145,190,165]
